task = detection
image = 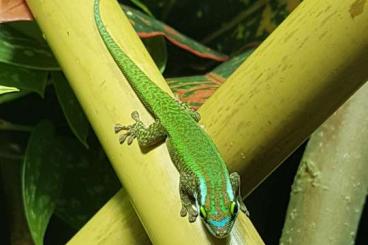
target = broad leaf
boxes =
[55,139,121,229]
[0,62,48,96]
[0,24,59,70]
[121,4,228,61]
[0,90,30,104]
[52,72,89,148]
[22,121,64,245]
[139,0,301,54]
[128,0,154,16]
[142,36,167,73]
[168,50,253,109]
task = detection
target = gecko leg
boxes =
[230,172,250,216]
[180,102,201,122]
[179,174,198,222]
[114,111,166,147]
[174,97,201,122]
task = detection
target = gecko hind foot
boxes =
[174,97,201,122]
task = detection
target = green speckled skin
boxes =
[94,0,248,238]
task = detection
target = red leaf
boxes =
[0,0,33,23]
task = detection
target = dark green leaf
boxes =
[22,121,64,245]
[121,4,228,61]
[51,72,89,148]
[6,21,46,44]
[142,36,167,73]
[0,119,32,132]
[128,0,154,16]
[54,139,120,229]
[0,23,59,70]
[0,90,30,104]
[137,0,301,54]
[0,62,48,96]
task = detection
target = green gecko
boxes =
[94,0,249,239]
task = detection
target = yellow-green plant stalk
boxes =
[280,82,368,245]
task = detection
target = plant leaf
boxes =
[138,0,301,54]
[168,50,253,109]
[54,139,121,229]
[7,21,46,43]
[0,62,48,96]
[121,4,228,61]
[22,121,64,245]
[0,0,33,23]
[0,90,30,104]
[0,24,59,70]
[0,85,19,95]
[51,72,89,148]
[142,36,167,73]
[128,0,154,16]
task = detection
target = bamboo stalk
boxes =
[280,82,368,244]
[25,0,262,244]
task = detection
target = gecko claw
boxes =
[188,212,198,223]
[114,124,130,133]
[180,206,187,217]
[127,135,136,145]
[180,204,198,223]
[131,111,140,121]
[119,134,128,144]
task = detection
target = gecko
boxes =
[94,0,249,238]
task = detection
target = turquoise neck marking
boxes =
[208,216,231,227]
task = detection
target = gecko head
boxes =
[198,200,239,239]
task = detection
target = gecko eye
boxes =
[199,206,207,220]
[230,201,238,217]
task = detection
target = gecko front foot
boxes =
[114,111,141,145]
[179,174,198,222]
[115,111,167,147]
[174,96,201,122]
[180,202,198,223]
[230,172,250,216]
